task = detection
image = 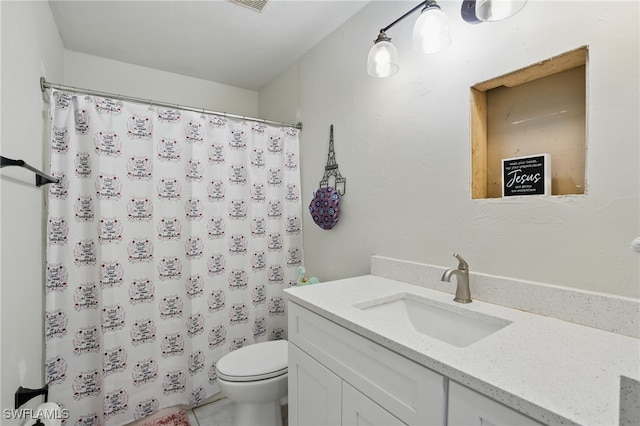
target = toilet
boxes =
[216,340,288,426]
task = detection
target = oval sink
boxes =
[355,293,511,347]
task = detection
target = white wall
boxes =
[259,1,640,298]
[64,51,258,117]
[1,1,64,420]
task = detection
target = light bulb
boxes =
[476,0,527,22]
[412,5,451,54]
[367,39,399,77]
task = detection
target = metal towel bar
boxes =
[0,155,59,186]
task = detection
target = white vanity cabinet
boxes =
[288,302,446,426]
[448,381,544,426]
[285,273,639,426]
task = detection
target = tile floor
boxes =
[186,397,288,426]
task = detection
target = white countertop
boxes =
[284,275,640,426]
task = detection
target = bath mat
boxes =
[140,410,190,426]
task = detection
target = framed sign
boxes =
[502,154,551,197]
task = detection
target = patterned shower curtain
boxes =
[45,90,303,425]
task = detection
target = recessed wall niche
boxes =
[471,47,587,199]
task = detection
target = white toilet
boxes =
[216,340,288,426]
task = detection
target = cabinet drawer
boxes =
[448,381,544,426]
[342,381,407,426]
[288,302,446,425]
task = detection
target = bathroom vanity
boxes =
[283,259,640,426]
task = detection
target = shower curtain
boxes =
[45,90,303,425]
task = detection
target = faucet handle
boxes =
[452,253,469,270]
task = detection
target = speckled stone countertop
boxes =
[284,275,640,426]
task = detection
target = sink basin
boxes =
[356,293,511,347]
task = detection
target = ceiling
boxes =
[49,0,371,91]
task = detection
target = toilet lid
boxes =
[216,340,288,382]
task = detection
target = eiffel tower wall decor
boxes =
[308,125,347,230]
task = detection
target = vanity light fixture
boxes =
[367,0,527,78]
[367,0,449,78]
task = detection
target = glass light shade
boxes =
[367,40,400,78]
[412,6,451,54]
[475,0,527,22]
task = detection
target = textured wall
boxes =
[64,51,259,118]
[259,1,639,298]
[1,1,64,420]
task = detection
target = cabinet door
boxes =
[342,381,407,426]
[289,343,342,426]
[448,382,544,426]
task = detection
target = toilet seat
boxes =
[216,340,288,382]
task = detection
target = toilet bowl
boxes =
[216,340,288,426]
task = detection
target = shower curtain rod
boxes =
[40,77,303,130]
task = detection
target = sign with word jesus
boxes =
[502,154,551,197]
